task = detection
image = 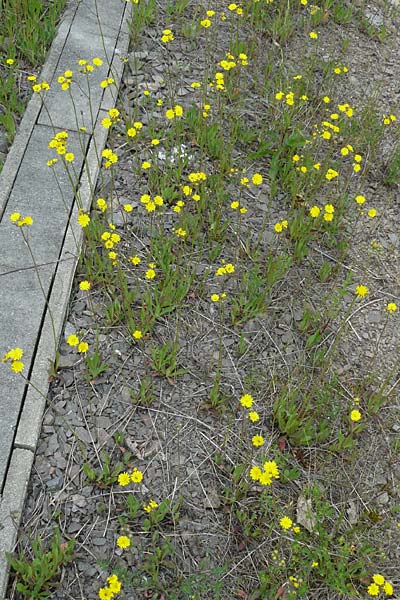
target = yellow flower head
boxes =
[280,516,293,530]
[240,393,253,408]
[131,468,143,483]
[350,409,361,422]
[252,435,265,447]
[355,285,368,298]
[116,535,131,549]
[118,472,131,486]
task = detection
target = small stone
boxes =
[68,522,81,534]
[96,427,111,446]
[368,312,381,324]
[376,492,389,505]
[204,487,221,509]
[92,537,107,546]
[71,494,87,509]
[43,413,55,426]
[0,132,8,154]
[58,353,78,369]
[75,427,93,444]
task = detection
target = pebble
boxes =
[376,492,389,505]
[58,353,78,369]
[71,494,87,509]
[0,132,8,153]
[92,537,107,546]
[75,427,93,444]
[368,312,381,323]
[43,413,55,426]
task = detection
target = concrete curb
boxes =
[0,0,131,596]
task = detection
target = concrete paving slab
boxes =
[74,0,128,39]
[0,126,87,272]
[37,0,128,134]
[0,0,131,594]
[38,30,117,133]
[0,5,77,219]
[0,449,34,599]
[0,126,88,488]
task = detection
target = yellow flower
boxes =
[211,294,220,302]
[383,581,393,596]
[280,516,293,530]
[146,268,156,279]
[309,31,318,39]
[130,255,141,265]
[350,409,361,422]
[240,393,253,408]
[309,206,320,218]
[78,213,90,228]
[67,334,79,347]
[259,472,272,486]
[11,361,24,373]
[2,347,24,362]
[78,341,89,353]
[252,173,263,185]
[367,583,380,597]
[102,117,112,129]
[252,435,265,447]
[131,468,143,483]
[132,330,142,339]
[117,535,131,549]
[249,466,262,481]
[161,28,174,43]
[387,302,397,314]
[118,472,131,486]
[372,574,385,586]
[107,575,122,594]
[355,285,368,297]
[355,194,366,205]
[97,198,107,212]
[264,460,279,479]
[325,168,338,180]
[144,499,159,513]
[98,587,114,600]
[367,209,377,218]
[248,411,260,422]
[79,280,91,291]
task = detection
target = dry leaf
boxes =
[296,494,316,532]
